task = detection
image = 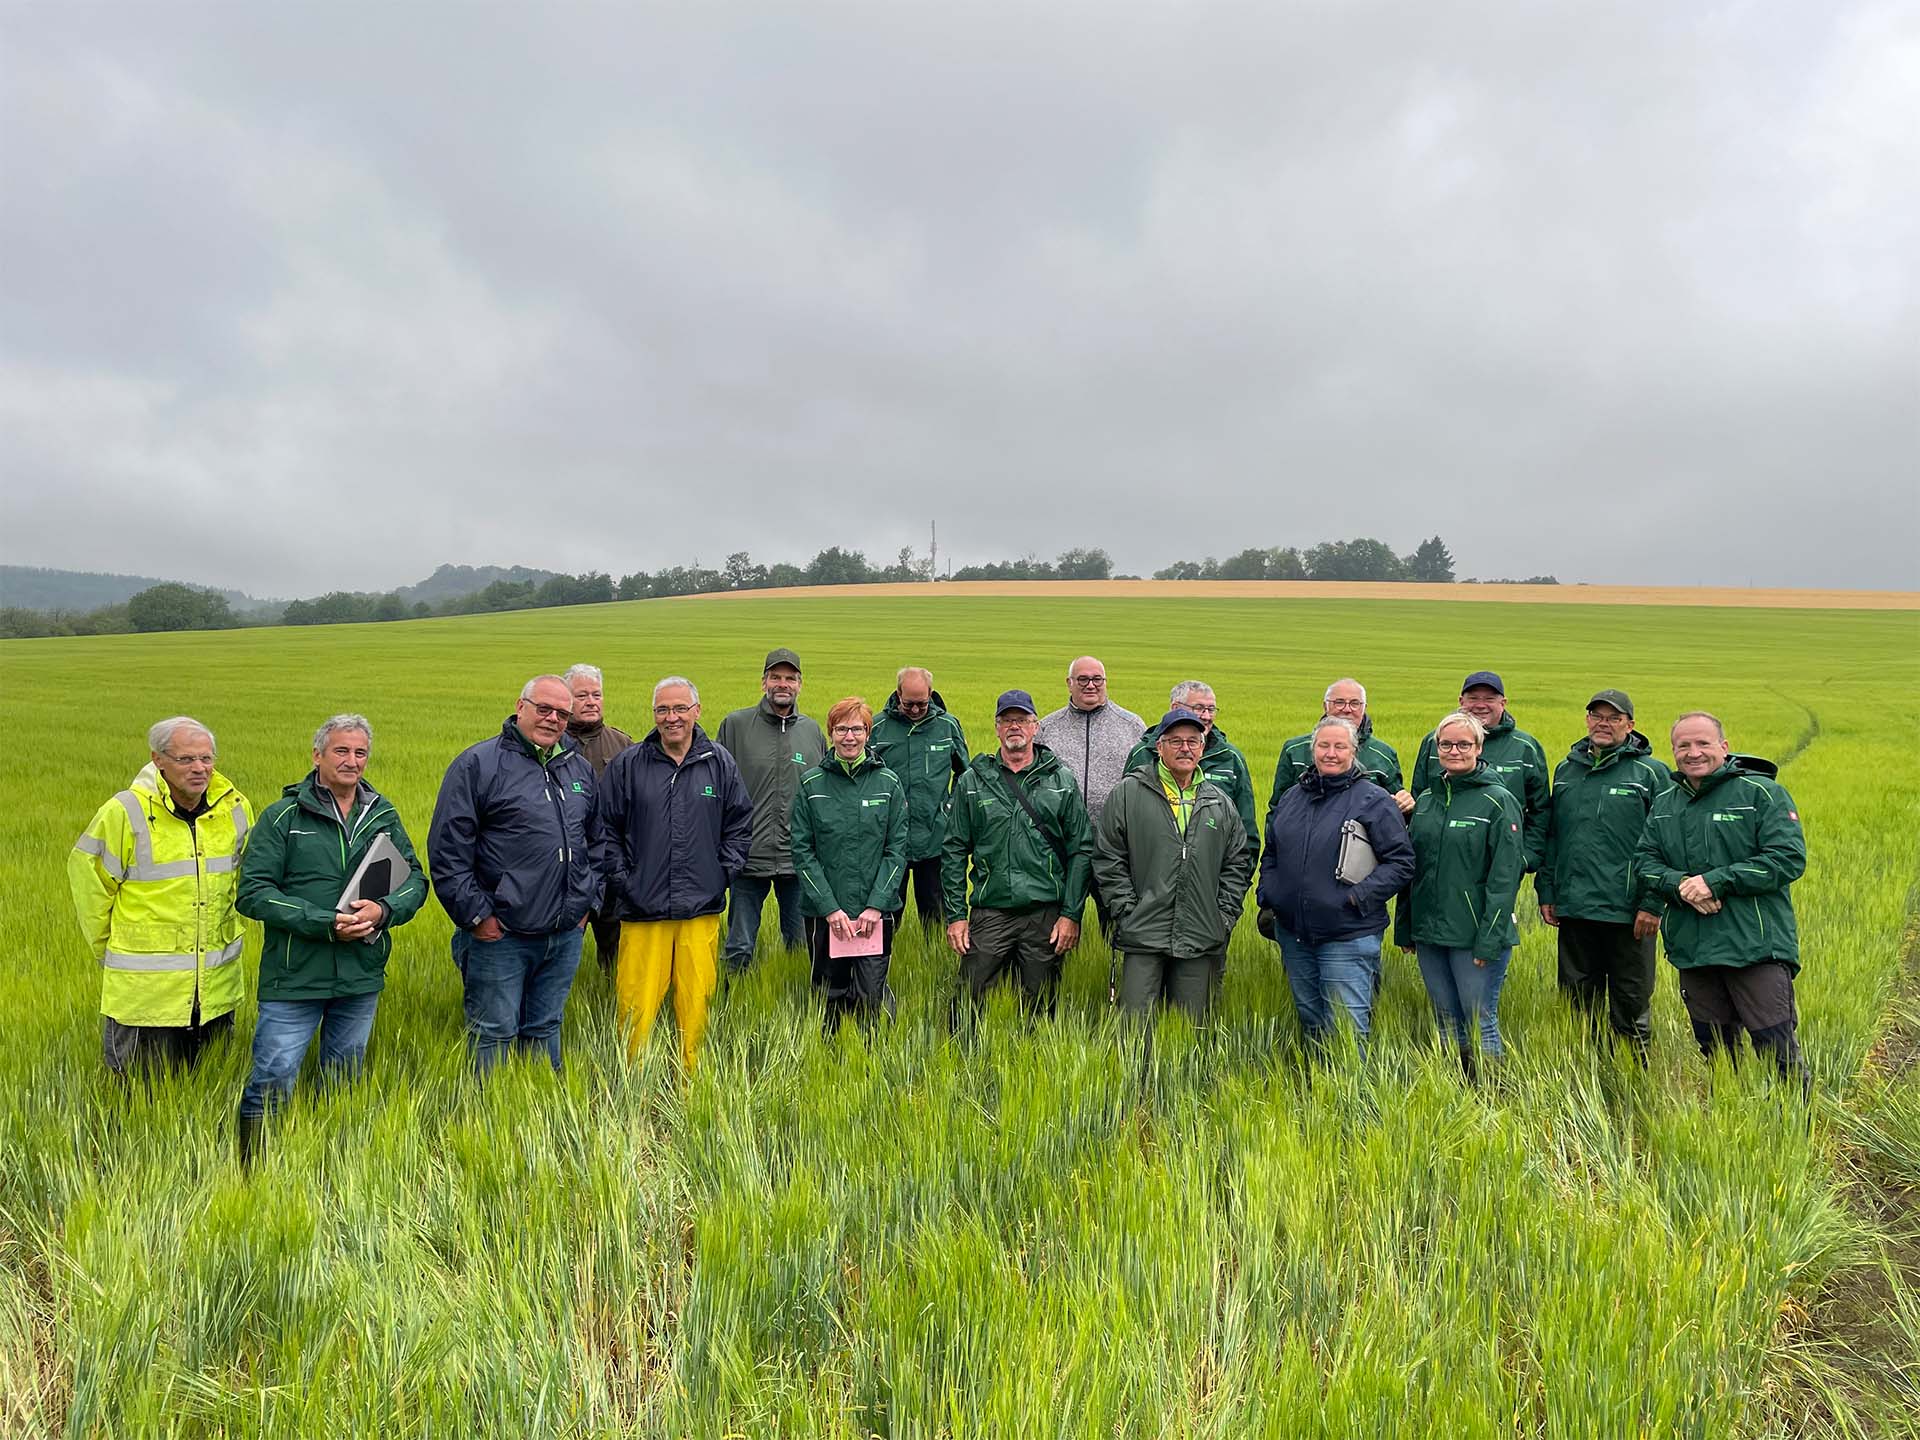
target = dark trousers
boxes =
[810,918,897,1030]
[895,856,945,926]
[1678,960,1804,1077]
[1086,874,1115,936]
[103,1010,233,1077]
[960,906,1062,1015]
[1556,917,1655,1049]
[1118,949,1223,1022]
[725,873,806,971]
[588,911,622,976]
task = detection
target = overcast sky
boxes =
[3,2,1915,597]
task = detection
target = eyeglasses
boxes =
[1071,675,1106,687]
[1182,703,1218,716]
[1435,740,1478,754]
[523,702,572,720]
[1325,698,1365,712]
[653,704,695,718]
[996,715,1036,728]
[831,725,868,738]
[898,700,929,711]
[1159,736,1204,751]
[163,751,216,767]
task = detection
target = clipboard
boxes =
[337,832,411,911]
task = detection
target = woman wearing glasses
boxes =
[790,698,910,1032]
[1394,711,1526,1078]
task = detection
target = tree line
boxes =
[2,534,1544,640]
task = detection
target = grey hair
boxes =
[1433,711,1486,745]
[1324,678,1367,704]
[1169,680,1215,705]
[312,713,374,753]
[1311,714,1359,743]
[149,716,214,757]
[520,674,568,702]
[1671,710,1727,741]
[653,675,701,706]
[563,663,604,688]
[896,665,934,687]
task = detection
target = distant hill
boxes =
[0,565,272,614]
[393,564,562,605]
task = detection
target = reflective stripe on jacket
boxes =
[69,763,253,1026]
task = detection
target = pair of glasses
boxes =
[1436,740,1478,753]
[1072,676,1106,687]
[1325,698,1365,712]
[654,704,695,718]
[831,726,868,738]
[525,702,572,720]
[1160,738,1204,751]
[165,752,216,767]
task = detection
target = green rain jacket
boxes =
[237,772,430,1001]
[1633,755,1804,973]
[941,743,1093,921]
[715,697,826,878]
[1394,763,1526,962]
[867,689,968,863]
[1537,731,1673,923]
[1267,714,1404,824]
[1409,712,1550,872]
[1124,722,1260,853]
[790,750,911,919]
[1093,768,1252,958]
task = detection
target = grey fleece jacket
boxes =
[1036,700,1146,827]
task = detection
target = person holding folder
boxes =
[790,698,910,1033]
[234,714,428,1164]
[1256,714,1415,1054]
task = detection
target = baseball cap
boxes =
[1155,706,1206,734]
[994,689,1037,717]
[1586,688,1634,719]
[763,647,802,674]
[1461,670,1505,695]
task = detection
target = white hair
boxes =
[653,675,701,706]
[148,716,214,757]
[1433,711,1486,745]
[1169,680,1214,705]
[312,713,374,753]
[1311,715,1358,743]
[896,666,934,687]
[1671,710,1727,741]
[563,663,604,688]
[520,674,568,701]
[1324,678,1367,704]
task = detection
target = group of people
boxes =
[68,650,1809,1161]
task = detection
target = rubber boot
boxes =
[237,1112,263,1170]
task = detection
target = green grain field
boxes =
[3,592,1917,1438]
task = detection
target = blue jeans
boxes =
[238,993,380,1118]
[454,927,585,1074]
[724,873,806,971]
[1277,930,1382,1051]
[1416,943,1512,1058]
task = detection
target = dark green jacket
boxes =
[867,689,968,862]
[1633,756,1804,973]
[1267,714,1404,824]
[790,751,910,919]
[1537,731,1674,923]
[716,698,827,877]
[1394,763,1525,962]
[941,744,1093,921]
[1410,712,1550,872]
[237,773,430,1001]
[1093,769,1252,958]
[1124,722,1260,854]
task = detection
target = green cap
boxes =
[1586,688,1634,719]
[764,647,802,674]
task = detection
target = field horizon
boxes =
[4,591,1917,1436]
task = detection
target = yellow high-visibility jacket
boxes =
[69,763,254,1026]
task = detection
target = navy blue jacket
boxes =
[429,719,607,935]
[1257,765,1416,944]
[602,726,754,921]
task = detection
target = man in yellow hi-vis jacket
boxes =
[69,716,254,1075]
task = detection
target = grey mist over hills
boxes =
[0,563,560,616]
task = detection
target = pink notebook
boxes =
[828,927,886,958]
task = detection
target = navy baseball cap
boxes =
[1155,706,1207,734]
[1461,670,1505,695]
[994,689,1037,716]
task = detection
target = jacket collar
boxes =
[1298,764,1363,796]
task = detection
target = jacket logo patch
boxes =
[571,781,585,794]
[1711,813,1744,822]
[1204,817,1217,829]
[1607,787,1637,796]
[793,752,806,763]
[702,785,716,797]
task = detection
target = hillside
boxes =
[0,565,270,613]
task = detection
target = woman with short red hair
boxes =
[790,697,911,1031]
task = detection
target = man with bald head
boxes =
[71,717,255,1076]
[1038,655,1144,933]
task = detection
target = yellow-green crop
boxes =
[2,593,1916,1436]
